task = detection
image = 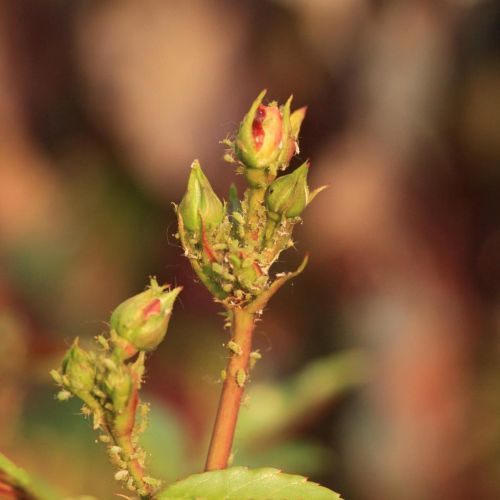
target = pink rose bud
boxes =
[110,278,182,353]
[235,91,303,183]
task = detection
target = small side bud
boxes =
[61,339,96,393]
[110,278,182,353]
[178,160,224,233]
[265,161,310,221]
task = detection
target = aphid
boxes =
[95,335,110,351]
[81,405,92,416]
[56,390,71,401]
[249,350,262,370]
[236,368,247,387]
[227,341,242,356]
[114,469,129,481]
[232,211,245,225]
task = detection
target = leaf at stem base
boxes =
[157,466,342,499]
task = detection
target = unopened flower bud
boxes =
[61,339,95,394]
[235,92,305,181]
[110,278,182,353]
[178,160,224,232]
[235,90,282,169]
[265,161,310,221]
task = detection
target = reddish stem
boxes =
[205,308,255,471]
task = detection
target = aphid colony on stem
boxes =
[51,280,181,498]
[176,90,325,473]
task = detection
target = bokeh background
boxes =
[1,1,499,499]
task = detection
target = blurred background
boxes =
[1,0,499,499]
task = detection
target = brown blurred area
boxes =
[0,1,499,499]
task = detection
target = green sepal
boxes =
[274,95,293,172]
[176,213,229,300]
[235,90,268,170]
[290,105,307,139]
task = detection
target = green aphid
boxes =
[223,272,236,282]
[212,262,226,275]
[232,211,245,225]
[227,341,242,356]
[241,257,254,268]
[57,390,72,401]
[95,335,110,351]
[255,275,269,287]
[212,243,228,251]
[236,369,247,387]
[229,254,241,268]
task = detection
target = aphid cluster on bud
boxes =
[177,90,325,308]
[51,277,181,497]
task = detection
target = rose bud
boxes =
[235,90,279,170]
[265,161,310,221]
[236,90,296,171]
[235,92,307,186]
[110,278,182,353]
[178,160,225,233]
[61,339,96,394]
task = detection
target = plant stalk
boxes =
[111,378,154,499]
[246,186,266,244]
[205,308,255,471]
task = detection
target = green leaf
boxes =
[157,466,342,499]
[236,350,367,447]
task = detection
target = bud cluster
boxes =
[51,277,181,497]
[177,91,324,308]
